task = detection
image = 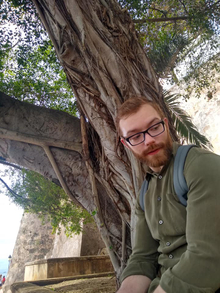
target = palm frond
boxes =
[164,91,212,150]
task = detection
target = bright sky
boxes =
[0,166,23,260]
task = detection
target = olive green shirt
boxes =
[121,143,220,292]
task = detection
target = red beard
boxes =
[133,136,173,169]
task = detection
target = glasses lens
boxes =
[127,121,164,146]
[148,122,164,137]
[128,133,144,146]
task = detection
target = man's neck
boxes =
[149,165,163,174]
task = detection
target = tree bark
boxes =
[0,0,178,279]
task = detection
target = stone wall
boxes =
[3,213,55,293]
[173,81,220,153]
[47,224,82,259]
[3,214,105,293]
[180,95,220,154]
[80,222,106,256]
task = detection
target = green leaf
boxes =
[164,91,212,149]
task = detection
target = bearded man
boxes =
[116,97,220,293]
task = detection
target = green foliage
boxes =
[119,0,220,93]
[0,0,77,114]
[0,38,77,114]
[0,167,93,236]
[1,0,219,103]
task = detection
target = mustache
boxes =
[142,142,165,156]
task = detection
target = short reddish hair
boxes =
[116,96,165,136]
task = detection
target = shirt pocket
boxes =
[164,193,187,235]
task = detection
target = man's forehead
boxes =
[123,103,159,118]
[119,104,161,136]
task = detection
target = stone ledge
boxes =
[11,282,54,293]
[24,255,113,281]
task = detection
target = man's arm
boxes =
[119,204,159,285]
[118,202,159,292]
[159,150,220,292]
[117,275,151,293]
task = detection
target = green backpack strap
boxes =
[139,145,195,211]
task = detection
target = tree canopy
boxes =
[120,0,220,92]
[1,0,219,100]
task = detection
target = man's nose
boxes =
[143,134,156,146]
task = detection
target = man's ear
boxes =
[121,138,130,149]
[163,117,169,128]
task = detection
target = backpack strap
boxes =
[139,178,149,211]
[173,145,195,206]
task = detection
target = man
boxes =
[116,96,220,293]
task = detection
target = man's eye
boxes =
[151,125,159,131]
[131,134,141,141]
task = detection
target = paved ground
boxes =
[46,276,117,293]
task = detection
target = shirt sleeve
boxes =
[160,150,220,292]
[120,201,159,283]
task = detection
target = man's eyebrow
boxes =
[126,118,161,137]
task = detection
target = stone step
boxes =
[11,272,115,293]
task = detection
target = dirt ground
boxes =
[46,276,117,293]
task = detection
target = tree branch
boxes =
[178,0,188,14]
[0,127,82,153]
[0,177,26,202]
[149,7,168,17]
[43,145,82,207]
[0,160,23,171]
[133,16,189,24]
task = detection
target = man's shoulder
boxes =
[186,145,219,159]
[173,143,220,174]
[173,142,218,159]
[184,145,220,180]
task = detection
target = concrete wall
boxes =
[80,222,105,256]
[24,256,113,281]
[48,225,82,258]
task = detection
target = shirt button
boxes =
[166,242,171,246]
[157,196,161,201]
[169,254,174,259]
[159,220,163,225]
[158,175,162,179]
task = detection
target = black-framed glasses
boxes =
[124,120,165,146]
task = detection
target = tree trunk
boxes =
[0,0,177,279]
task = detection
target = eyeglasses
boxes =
[124,120,165,146]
